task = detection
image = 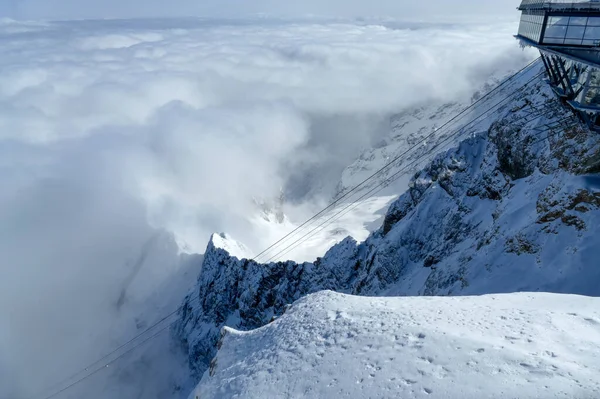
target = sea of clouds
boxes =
[0,17,536,398]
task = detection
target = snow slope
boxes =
[173,67,600,384]
[273,63,541,263]
[192,291,600,399]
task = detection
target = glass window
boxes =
[582,39,599,46]
[566,26,586,39]
[518,12,544,43]
[588,17,600,27]
[544,37,565,45]
[545,24,568,38]
[548,16,569,25]
[569,16,588,26]
[585,26,600,40]
[564,38,583,45]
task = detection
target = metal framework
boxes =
[516,0,600,130]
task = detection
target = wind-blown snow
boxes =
[193,291,600,399]
[210,233,253,260]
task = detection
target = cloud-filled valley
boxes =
[0,17,536,398]
[0,18,532,250]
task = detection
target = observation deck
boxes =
[516,0,600,129]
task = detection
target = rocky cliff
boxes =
[173,73,600,380]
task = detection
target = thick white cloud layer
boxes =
[0,17,536,398]
[0,18,533,250]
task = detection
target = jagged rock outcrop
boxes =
[173,235,359,377]
[173,76,600,381]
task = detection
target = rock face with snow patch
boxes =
[173,73,600,381]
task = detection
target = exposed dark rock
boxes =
[173,78,600,384]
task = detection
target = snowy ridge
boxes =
[173,70,600,391]
[334,66,538,202]
[267,66,542,264]
[209,233,253,260]
[192,291,600,399]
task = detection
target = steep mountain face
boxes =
[240,67,539,264]
[172,72,600,381]
[333,73,517,202]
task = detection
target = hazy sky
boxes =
[3,0,519,21]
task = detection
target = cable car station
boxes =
[517,0,600,129]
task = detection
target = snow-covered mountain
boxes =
[0,17,546,399]
[192,291,600,399]
[172,64,600,396]
[334,72,525,201]
[270,63,542,263]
